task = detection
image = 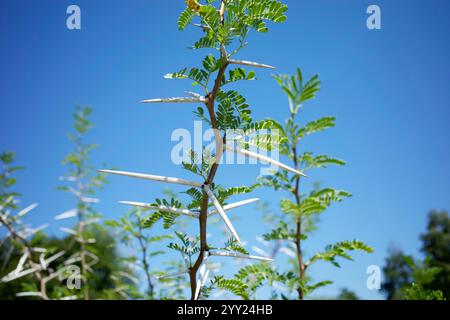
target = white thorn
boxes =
[2,265,40,282]
[16,292,43,298]
[54,208,78,220]
[39,253,47,270]
[280,247,296,258]
[228,59,275,69]
[156,270,189,280]
[44,251,65,265]
[193,23,211,30]
[25,224,49,237]
[140,97,206,104]
[80,197,99,203]
[119,201,199,218]
[60,227,78,236]
[208,198,260,216]
[194,252,210,301]
[194,278,202,300]
[17,203,38,217]
[251,246,270,258]
[13,252,29,275]
[209,250,274,262]
[98,170,203,188]
[225,144,307,177]
[60,295,78,300]
[203,185,242,245]
[85,218,101,225]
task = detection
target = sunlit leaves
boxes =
[182,149,215,180]
[181,0,288,52]
[300,188,352,217]
[299,74,320,104]
[230,0,288,33]
[178,7,196,30]
[300,153,346,171]
[212,276,249,299]
[221,238,249,255]
[257,170,291,191]
[202,54,221,72]
[214,262,287,299]
[142,198,184,229]
[192,36,219,50]
[304,280,333,296]
[167,231,200,264]
[297,117,335,139]
[263,221,306,241]
[0,153,22,211]
[165,67,209,88]
[278,188,352,219]
[273,68,320,112]
[307,240,374,268]
[216,90,251,130]
[237,119,289,152]
[216,185,254,203]
[222,68,256,85]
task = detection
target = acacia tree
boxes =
[0,109,136,300]
[99,0,306,300]
[257,68,373,299]
[57,106,109,299]
[0,153,67,299]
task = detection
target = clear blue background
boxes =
[1,0,449,299]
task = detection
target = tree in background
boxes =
[0,106,137,300]
[381,246,412,300]
[336,288,359,300]
[56,106,138,299]
[420,210,449,298]
[0,152,65,300]
[382,211,448,300]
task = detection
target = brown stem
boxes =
[75,141,90,300]
[189,0,228,300]
[136,222,154,299]
[292,146,304,300]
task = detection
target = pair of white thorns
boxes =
[99,146,305,246]
[98,148,305,253]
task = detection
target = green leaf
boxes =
[212,276,249,300]
[307,240,373,268]
[300,153,346,170]
[223,68,256,85]
[222,238,249,255]
[178,7,195,30]
[0,152,15,165]
[263,221,305,241]
[297,117,335,139]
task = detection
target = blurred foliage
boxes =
[0,226,137,300]
[336,288,359,300]
[382,211,448,300]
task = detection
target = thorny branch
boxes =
[0,215,49,300]
[188,0,228,300]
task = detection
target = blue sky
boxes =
[1,0,450,299]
